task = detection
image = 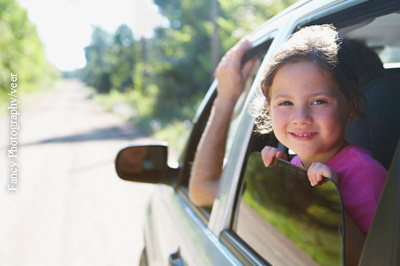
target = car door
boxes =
[205,1,400,265]
[359,142,400,265]
[144,34,276,265]
[144,1,400,265]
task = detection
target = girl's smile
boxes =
[289,131,317,141]
[269,61,353,167]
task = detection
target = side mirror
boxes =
[115,143,178,185]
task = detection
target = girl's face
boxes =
[269,61,352,167]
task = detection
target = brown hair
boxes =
[256,24,363,133]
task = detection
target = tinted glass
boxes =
[236,153,343,265]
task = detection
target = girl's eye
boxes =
[311,99,327,105]
[278,101,292,106]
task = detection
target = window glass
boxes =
[380,46,400,64]
[236,153,343,265]
[178,84,217,188]
[224,58,262,163]
[341,13,400,66]
[222,35,276,163]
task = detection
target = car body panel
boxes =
[359,142,400,265]
[144,185,242,265]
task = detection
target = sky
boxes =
[18,0,168,71]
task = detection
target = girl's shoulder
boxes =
[329,144,387,174]
[343,144,372,159]
[333,144,387,201]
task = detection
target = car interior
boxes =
[231,6,400,266]
[343,12,400,170]
[168,2,400,264]
[246,9,400,167]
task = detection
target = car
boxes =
[115,0,400,265]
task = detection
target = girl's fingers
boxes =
[276,151,288,160]
[308,162,337,186]
[261,147,280,167]
[261,147,270,166]
[261,151,272,167]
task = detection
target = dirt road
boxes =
[0,79,154,265]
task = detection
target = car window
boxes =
[223,58,262,163]
[177,63,259,189]
[233,152,344,265]
[178,38,275,224]
[178,81,217,188]
[223,37,274,165]
[178,38,273,189]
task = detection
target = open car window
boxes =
[232,153,344,265]
[179,39,272,189]
[180,37,274,208]
[223,57,262,163]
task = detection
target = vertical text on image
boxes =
[8,73,19,191]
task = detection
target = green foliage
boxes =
[106,25,136,92]
[0,0,59,110]
[80,0,297,146]
[147,0,214,120]
[153,119,192,153]
[148,0,297,121]
[81,27,113,93]
[81,25,137,94]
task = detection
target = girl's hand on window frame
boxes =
[261,146,288,167]
[307,162,338,186]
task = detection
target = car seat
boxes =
[345,75,400,170]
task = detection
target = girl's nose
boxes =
[292,106,312,125]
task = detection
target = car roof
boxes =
[248,0,400,54]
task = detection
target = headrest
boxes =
[346,76,400,170]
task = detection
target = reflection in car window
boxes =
[224,58,262,163]
[236,153,343,265]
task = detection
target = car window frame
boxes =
[208,31,280,234]
[177,36,276,188]
[170,35,277,226]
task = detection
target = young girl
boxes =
[258,25,387,233]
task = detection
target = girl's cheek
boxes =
[272,108,290,122]
[271,110,289,133]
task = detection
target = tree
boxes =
[81,26,112,93]
[148,0,214,120]
[81,25,138,94]
[0,0,59,101]
[106,24,136,92]
[142,0,297,121]
[79,0,298,124]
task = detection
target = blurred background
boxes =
[0,0,296,265]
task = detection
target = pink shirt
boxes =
[291,145,387,233]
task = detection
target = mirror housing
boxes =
[115,143,178,185]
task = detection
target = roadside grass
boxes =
[91,88,193,153]
[0,79,62,116]
[152,120,192,153]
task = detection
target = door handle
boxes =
[168,249,184,266]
